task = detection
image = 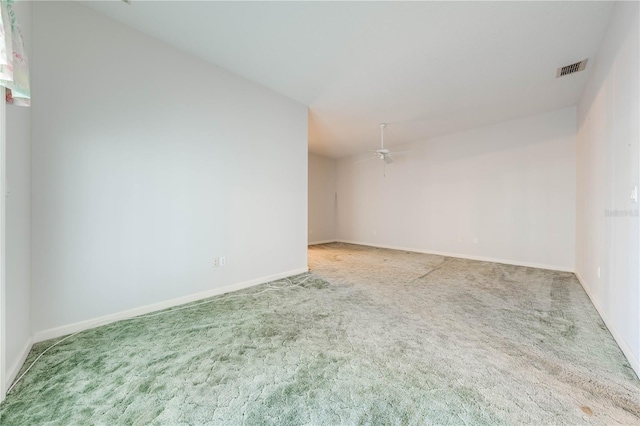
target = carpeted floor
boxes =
[1,243,639,425]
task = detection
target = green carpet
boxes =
[1,243,639,424]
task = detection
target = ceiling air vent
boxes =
[556,59,588,78]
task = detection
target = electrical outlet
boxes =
[220,256,226,266]
[212,257,219,267]
[597,267,601,278]
[473,238,479,244]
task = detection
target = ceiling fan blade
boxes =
[384,155,394,164]
[354,155,377,164]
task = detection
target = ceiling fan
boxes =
[356,123,407,176]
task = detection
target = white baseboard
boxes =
[5,337,32,392]
[574,272,640,378]
[308,239,337,246]
[336,240,574,273]
[33,267,308,344]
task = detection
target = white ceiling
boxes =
[85,1,614,158]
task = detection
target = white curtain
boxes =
[0,0,29,107]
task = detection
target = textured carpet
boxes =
[1,243,639,425]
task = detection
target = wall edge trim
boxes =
[336,240,575,272]
[33,267,308,344]
[5,336,32,392]
[574,271,640,378]
[308,240,337,246]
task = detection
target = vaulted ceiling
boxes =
[85,1,613,158]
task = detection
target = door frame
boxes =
[1,86,6,402]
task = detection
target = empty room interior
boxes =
[0,0,639,424]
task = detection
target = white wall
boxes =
[575,1,639,376]
[4,0,32,391]
[337,107,576,271]
[31,2,308,336]
[308,154,337,244]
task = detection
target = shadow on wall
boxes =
[397,109,576,165]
